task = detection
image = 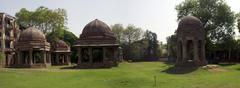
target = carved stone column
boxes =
[48,52,51,64]
[114,48,117,61]
[67,54,71,65]
[193,40,200,64]
[89,47,92,63]
[103,47,106,62]
[113,47,118,66]
[56,53,59,64]
[17,51,21,65]
[176,40,182,64]
[61,54,64,64]
[43,51,47,64]
[29,50,33,65]
[77,47,81,64]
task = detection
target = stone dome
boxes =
[55,40,69,49]
[80,19,115,39]
[177,16,203,31]
[18,27,46,42]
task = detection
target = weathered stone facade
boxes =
[74,19,119,68]
[14,27,51,68]
[51,40,71,65]
[176,16,207,66]
[0,13,20,67]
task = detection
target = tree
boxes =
[143,30,159,59]
[123,24,143,46]
[111,24,124,43]
[166,34,177,62]
[15,6,67,34]
[176,0,235,44]
[237,13,240,33]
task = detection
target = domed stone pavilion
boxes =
[14,27,51,68]
[51,40,71,65]
[74,19,119,68]
[176,16,207,66]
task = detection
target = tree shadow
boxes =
[163,61,175,65]
[236,68,240,70]
[161,62,199,74]
[60,66,112,69]
[218,63,236,67]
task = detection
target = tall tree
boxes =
[176,0,235,44]
[237,13,240,33]
[46,27,77,46]
[123,24,143,46]
[143,30,159,58]
[111,24,124,43]
[166,34,177,62]
[15,6,67,34]
[46,27,78,63]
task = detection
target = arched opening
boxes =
[33,51,42,63]
[22,51,29,64]
[92,48,103,63]
[59,54,65,64]
[106,48,114,61]
[81,48,90,62]
[187,40,194,61]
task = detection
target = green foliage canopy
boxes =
[176,0,235,43]
[15,6,67,34]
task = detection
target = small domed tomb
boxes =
[51,40,71,65]
[74,19,119,68]
[15,27,51,68]
[176,16,207,66]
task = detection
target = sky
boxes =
[1,0,240,43]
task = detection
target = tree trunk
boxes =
[228,49,231,62]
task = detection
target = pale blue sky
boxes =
[1,0,240,43]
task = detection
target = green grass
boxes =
[0,62,240,88]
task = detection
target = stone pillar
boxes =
[62,54,65,64]
[176,41,181,64]
[193,40,200,63]
[33,51,36,64]
[67,54,71,65]
[29,50,33,65]
[43,51,47,64]
[56,53,59,64]
[182,40,187,63]
[77,47,81,64]
[113,47,118,66]
[103,47,106,62]
[48,52,51,64]
[17,51,21,65]
[114,47,118,61]
[89,47,92,63]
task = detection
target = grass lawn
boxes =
[0,62,240,88]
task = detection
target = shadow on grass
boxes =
[60,66,78,69]
[163,61,175,65]
[161,62,199,74]
[162,66,198,74]
[236,68,240,71]
[60,66,112,69]
[218,63,236,67]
